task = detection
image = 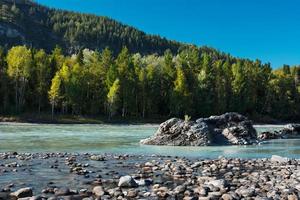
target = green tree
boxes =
[172,66,192,116]
[34,49,51,113]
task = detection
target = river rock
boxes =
[10,187,33,198]
[92,186,105,197]
[258,131,282,140]
[271,155,289,163]
[278,124,300,138]
[118,176,138,188]
[90,155,105,161]
[141,112,257,146]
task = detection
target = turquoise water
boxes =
[0,123,298,159]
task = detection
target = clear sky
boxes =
[35,0,300,68]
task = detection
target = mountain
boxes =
[0,0,184,54]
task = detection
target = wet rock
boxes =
[10,187,33,198]
[135,179,153,186]
[258,131,282,140]
[90,155,105,161]
[54,187,70,196]
[0,192,10,200]
[141,113,257,146]
[118,176,138,188]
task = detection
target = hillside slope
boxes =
[0,0,184,54]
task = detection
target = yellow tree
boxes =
[7,46,32,112]
[48,72,62,119]
[107,79,120,119]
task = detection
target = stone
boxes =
[271,155,289,163]
[118,176,138,187]
[288,194,298,200]
[92,186,105,197]
[54,187,70,196]
[258,131,282,140]
[221,193,234,200]
[10,187,33,198]
[90,155,105,161]
[174,185,186,194]
[207,179,227,189]
[17,197,43,200]
[140,113,257,146]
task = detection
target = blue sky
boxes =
[35,0,300,68]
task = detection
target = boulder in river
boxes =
[258,131,282,140]
[279,124,300,138]
[140,112,258,146]
[258,124,300,141]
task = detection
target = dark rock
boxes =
[10,187,33,198]
[118,176,138,188]
[54,187,70,196]
[279,124,300,138]
[141,112,257,146]
[258,131,282,140]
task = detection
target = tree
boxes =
[34,49,51,113]
[0,47,9,113]
[7,46,32,112]
[115,47,136,117]
[172,66,192,116]
[107,79,120,119]
[48,72,62,119]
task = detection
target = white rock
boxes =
[271,155,289,163]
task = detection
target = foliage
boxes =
[0,45,299,120]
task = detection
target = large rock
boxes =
[141,113,257,146]
[259,124,300,141]
[279,124,300,138]
[258,131,282,140]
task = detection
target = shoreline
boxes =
[1,152,300,199]
[0,114,298,125]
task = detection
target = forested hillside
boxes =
[0,0,183,54]
[0,45,299,121]
[0,0,299,121]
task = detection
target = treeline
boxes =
[0,45,299,120]
[0,0,182,54]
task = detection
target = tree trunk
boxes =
[51,102,54,120]
[15,80,18,113]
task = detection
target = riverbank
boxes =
[1,152,300,199]
[0,113,296,125]
[0,113,168,124]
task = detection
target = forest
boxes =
[0,45,299,121]
[0,0,182,54]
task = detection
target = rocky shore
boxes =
[1,152,300,199]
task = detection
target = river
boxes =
[0,123,298,158]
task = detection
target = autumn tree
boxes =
[7,46,32,112]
